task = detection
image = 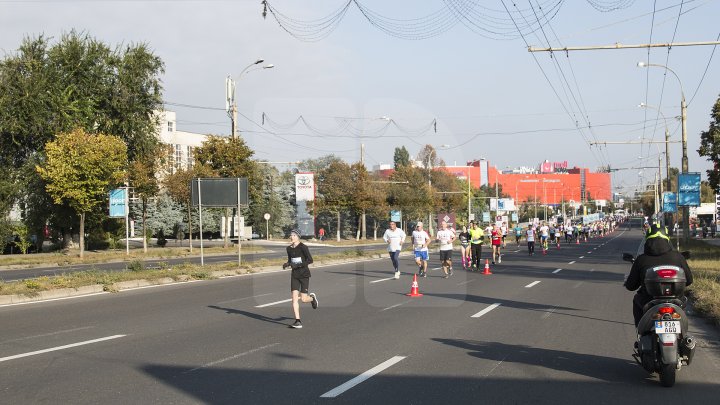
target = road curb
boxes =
[0,284,106,305]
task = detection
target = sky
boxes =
[1,0,719,198]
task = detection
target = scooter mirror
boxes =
[622,253,635,263]
[681,251,691,259]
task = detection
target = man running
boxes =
[538,222,550,253]
[457,225,471,270]
[412,222,431,277]
[500,222,508,248]
[383,221,406,280]
[526,224,536,255]
[513,223,523,246]
[468,221,485,271]
[436,221,456,278]
[283,229,318,329]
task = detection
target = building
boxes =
[156,110,208,173]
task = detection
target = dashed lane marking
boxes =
[184,343,279,373]
[525,281,541,288]
[0,335,126,363]
[471,303,502,318]
[255,298,292,308]
[579,256,585,259]
[568,261,576,264]
[370,277,395,284]
[381,300,412,312]
[320,356,407,398]
[552,269,562,274]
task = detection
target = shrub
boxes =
[156,229,167,247]
[127,260,145,272]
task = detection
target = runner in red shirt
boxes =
[491,224,502,264]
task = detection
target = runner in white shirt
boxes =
[383,221,406,279]
[436,221,456,278]
[412,222,431,277]
[501,222,508,248]
[526,225,536,255]
[539,223,550,252]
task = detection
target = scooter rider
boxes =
[624,224,693,327]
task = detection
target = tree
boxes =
[393,146,410,169]
[698,94,720,192]
[351,162,372,240]
[129,154,160,253]
[388,165,433,229]
[163,164,215,251]
[194,136,259,247]
[37,128,127,258]
[315,161,354,241]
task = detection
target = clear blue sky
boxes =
[1,0,718,198]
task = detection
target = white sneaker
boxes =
[394,271,400,279]
[498,255,502,264]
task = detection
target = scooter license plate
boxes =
[654,321,681,334]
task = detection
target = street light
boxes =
[637,61,689,244]
[226,59,274,139]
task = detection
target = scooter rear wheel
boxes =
[659,363,676,387]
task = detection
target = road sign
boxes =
[678,173,701,207]
[663,192,677,213]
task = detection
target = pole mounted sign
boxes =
[677,173,701,207]
[663,192,678,213]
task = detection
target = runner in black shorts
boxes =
[283,229,318,329]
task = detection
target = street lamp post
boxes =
[638,61,688,244]
[226,59,274,139]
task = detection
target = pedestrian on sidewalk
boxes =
[412,222,431,277]
[318,227,325,241]
[283,229,318,329]
[383,221,406,279]
[469,221,485,270]
[436,221,456,278]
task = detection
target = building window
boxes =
[186,146,194,168]
[175,144,183,169]
[168,121,174,132]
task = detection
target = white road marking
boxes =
[568,261,576,264]
[320,356,407,398]
[552,269,562,274]
[587,251,592,254]
[381,300,412,312]
[0,292,108,307]
[216,293,272,306]
[0,335,126,363]
[184,343,279,373]
[370,277,395,284]
[255,298,292,308]
[572,281,584,288]
[0,326,95,345]
[579,256,584,259]
[471,303,502,318]
[456,280,476,286]
[513,249,521,253]
[525,281,541,288]
[541,306,557,319]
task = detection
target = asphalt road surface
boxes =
[1,227,719,404]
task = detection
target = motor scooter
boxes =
[622,252,696,387]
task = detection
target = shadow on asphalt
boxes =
[207,305,292,326]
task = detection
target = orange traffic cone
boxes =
[406,274,423,297]
[482,259,492,275]
[575,238,579,245]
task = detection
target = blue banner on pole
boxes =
[109,188,127,218]
[482,212,490,223]
[662,192,677,213]
[678,173,701,207]
[390,210,402,222]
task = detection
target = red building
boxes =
[440,160,611,205]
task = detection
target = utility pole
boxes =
[360,143,366,240]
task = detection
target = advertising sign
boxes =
[295,172,315,202]
[109,188,127,218]
[482,212,490,223]
[437,213,456,230]
[663,192,678,213]
[678,173,701,207]
[491,198,516,211]
[511,212,518,222]
[390,210,402,222]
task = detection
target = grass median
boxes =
[683,239,720,320]
[0,247,386,297]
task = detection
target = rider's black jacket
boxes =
[624,237,693,297]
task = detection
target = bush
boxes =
[127,260,145,272]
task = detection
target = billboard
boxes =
[663,192,677,213]
[678,173,701,207]
[295,172,315,202]
[109,188,127,218]
[191,178,248,207]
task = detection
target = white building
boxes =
[156,110,210,173]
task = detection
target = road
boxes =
[1,226,719,404]
[0,242,386,282]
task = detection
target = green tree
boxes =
[388,165,433,229]
[163,164,215,251]
[316,161,354,241]
[129,154,160,253]
[698,94,720,192]
[393,146,410,169]
[13,224,33,254]
[37,128,127,258]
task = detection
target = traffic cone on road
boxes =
[482,259,492,275]
[406,274,423,297]
[576,238,579,245]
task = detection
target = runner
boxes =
[491,224,502,264]
[526,224,536,255]
[513,223,523,246]
[554,225,562,248]
[539,222,550,253]
[382,221,406,280]
[500,222,508,248]
[436,221,456,278]
[282,229,318,329]
[468,221,485,271]
[412,222,431,277]
[457,224,471,270]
